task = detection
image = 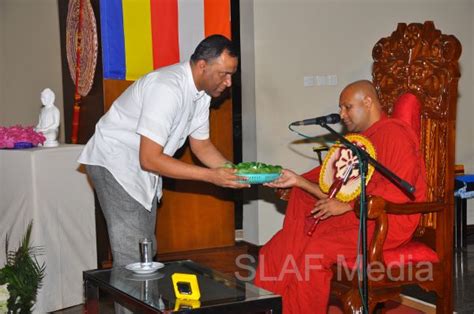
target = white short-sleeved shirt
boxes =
[78,62,211,210]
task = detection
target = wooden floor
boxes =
[157,240,254,275]
[99,240,255,276]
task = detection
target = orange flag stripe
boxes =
[204,0,231,39]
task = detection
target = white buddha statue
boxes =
[35,88,60,147]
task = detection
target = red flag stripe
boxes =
[151,0,180,69]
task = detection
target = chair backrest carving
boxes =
[372,21,461,245]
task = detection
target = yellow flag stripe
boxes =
[122,0,154,80]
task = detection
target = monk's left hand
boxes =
[310,198,352,220]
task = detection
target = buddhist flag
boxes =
[100,0,231,81]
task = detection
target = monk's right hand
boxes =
[264,169,300,188]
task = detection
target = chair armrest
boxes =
[353,196,444,264]
[355,196,444,218]
[384,201,444,214]
[354,196,388,263]
[354,196,386,219]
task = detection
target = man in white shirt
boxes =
[78,35,249,269]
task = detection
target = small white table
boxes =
[0,144,97,313]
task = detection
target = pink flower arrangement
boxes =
[0,125,46,148]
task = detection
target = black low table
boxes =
[84,260,282,313]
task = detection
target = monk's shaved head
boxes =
[340,80,379,106]
[339,80,382,132]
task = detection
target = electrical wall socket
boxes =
[304,76,315,87]
[327,75,338,85]
[315,75,327,86]
[304,74,337,87]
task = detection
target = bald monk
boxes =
[254,80,427,313]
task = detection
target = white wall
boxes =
[240,0,260,242]
[0,0,64,143]
[241,0,474,245]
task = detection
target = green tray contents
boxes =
[225,162,283,184]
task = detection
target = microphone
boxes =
[290,113,341,126]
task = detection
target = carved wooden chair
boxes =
[330,21,462,313]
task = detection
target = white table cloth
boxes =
[0,145,97,313]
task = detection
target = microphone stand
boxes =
[319,122,415,314]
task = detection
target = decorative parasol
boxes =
[319,134,377,202]
[66,0,98,143]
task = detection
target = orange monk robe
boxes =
[254,115,427,314]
